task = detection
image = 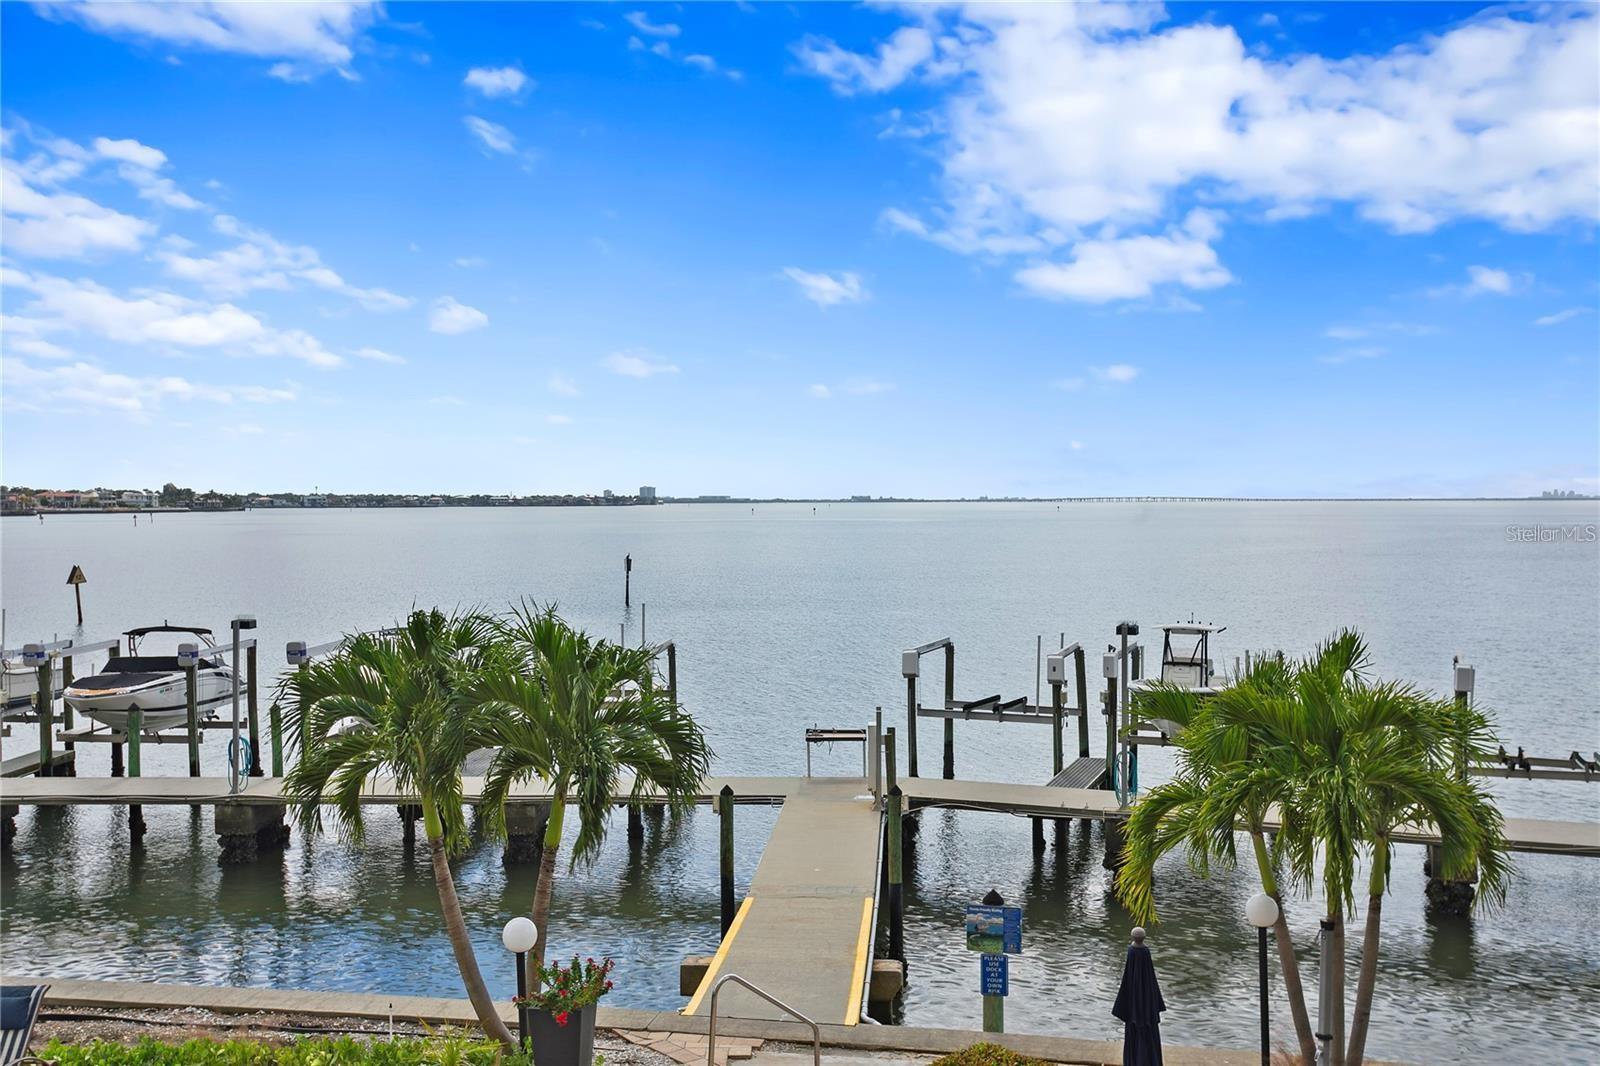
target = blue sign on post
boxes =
[965,904,1023,954]
[979,953,1009,997]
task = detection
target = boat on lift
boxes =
[64,624,234,732]
[1130,621,1227,736]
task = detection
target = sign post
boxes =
[66,565,87,626]
[966,889,1022,1034]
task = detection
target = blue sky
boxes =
[2,2,1596,498]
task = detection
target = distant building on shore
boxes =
[639,485,657,503]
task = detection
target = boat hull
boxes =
[67,669,234,732]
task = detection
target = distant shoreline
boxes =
[7,495,1597,516]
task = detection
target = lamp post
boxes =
[1246,891,1280,1066]
[229,615,257,795]
[502,917,538,1049]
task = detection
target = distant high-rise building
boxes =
[603,489,614,499]
[639,485,657,503]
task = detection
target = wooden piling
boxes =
[110,736,124,777]
[718,784,735,937]
[1050,681,1064,776]
[627,802,645,843]
[884,726,897,794]
[34,660,54,778]
[887,784,905,964]
[268,700,284,777]
[905,674,919,780]
[1104,674,1118,790]
[128,707,146,840]
[1074,647,1089,759]
[667,643,678,705]
[1032,815,1045,853]
[185,662,201,811]
[246,643,262,777]
[60,654,76,771]
[942,645,956,780]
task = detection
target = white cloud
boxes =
[453,256,487,268]
[783,267,869,307]
[1,155,153,258]
[4,267,345,368]
[464,65,533,98]
[625,11,680,38]
[464,116,517,155]
[36,1,379,77]
[1429,264,1526,298]
[1466,265,1513,295]
[545,413,574,425]
[1016,213,1232,303]
[428,296,488,334]
[807,383,832,399]
[92,136,167,169]
[1534,307,1592,326]
[1325,325,1369,340]
[603,349,679,377]
[1093,364,1139,384]
[1069,440,1085,450]
[793,26,934,95]
[354,347,405,364]
[155,215,410,309]
[548,372,580,396]
[3,355,296,416]
[825,6,1599,303]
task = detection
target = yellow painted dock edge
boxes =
[682,896,754,1016]
[843,895,873,1025]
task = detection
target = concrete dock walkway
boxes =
[684,779,882,1026]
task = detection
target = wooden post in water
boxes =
[905,673,919,780]
[33,653,54,778]
[60,653,76,773]
[127,707,146,841]
[183,655,201,811]
[246,643,262,776]
[627,801,645,843]
[942,643,956,780]
[887,784,905,964]
[667,643,678,705]
[718,784,735,937]
[1074,647,1090,759]
[1050,679,1064,777]
[1103,651,1119,791]
[269,700,284,776]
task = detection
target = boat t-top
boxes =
[1129,621,1227,738]
[64,623,235,733]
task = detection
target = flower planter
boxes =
[527,1003,596,1066]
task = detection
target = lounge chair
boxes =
[0,984,49,1066]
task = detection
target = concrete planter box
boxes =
[528,1003,596,1066]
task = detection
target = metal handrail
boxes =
[706,973,820,1066]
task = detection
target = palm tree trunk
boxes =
[529,790,566,991]
[1251,830,1315,1064]
[423,801,517,1048]
[1345,845,1388,1066]
[1330,907,1346,1066]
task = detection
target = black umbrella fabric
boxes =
[1112,929,1166,1066]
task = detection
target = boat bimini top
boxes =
[1158,623,1226,689]
[124,623,215,654]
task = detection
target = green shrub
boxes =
[929,1043,1048,1066]
[39,1034,537,1066]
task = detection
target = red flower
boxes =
[555,1011,569,1026]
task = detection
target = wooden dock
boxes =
[2,773,1596,857]
[683,779,881,1026]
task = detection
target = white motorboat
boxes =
[3,657,61,711]
[65,624,235,732]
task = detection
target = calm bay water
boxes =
[2,502,1598,1061]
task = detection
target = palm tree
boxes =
[1115,654,1318,1063]
[473,603,713,986]
[282,609,517,1048]
[1119,631,1512,1066]
[1281,650,1510,1066]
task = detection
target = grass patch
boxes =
[929,1043,1049,1066]
[39,1034,536,1065]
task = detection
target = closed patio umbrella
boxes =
[1113,927,1166,1066]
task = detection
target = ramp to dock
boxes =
[684,778,881,1026]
